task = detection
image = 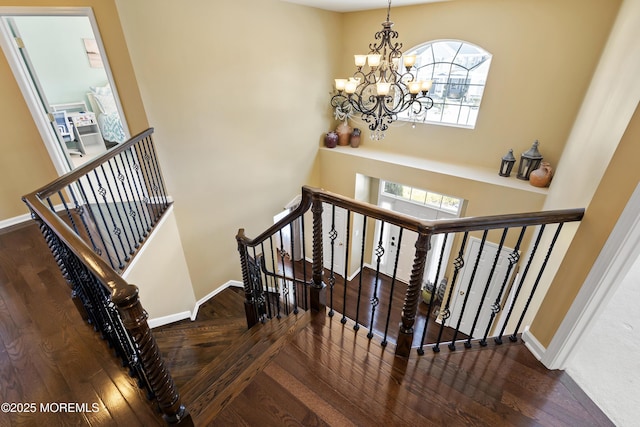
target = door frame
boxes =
[0,6,130,175]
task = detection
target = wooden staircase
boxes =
[153,288,311,425]
[152,287,612,426]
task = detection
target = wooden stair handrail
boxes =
[237,185,585,246]
[22,128,190,424]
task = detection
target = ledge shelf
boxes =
[320,145,549,196]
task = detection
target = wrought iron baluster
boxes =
[76,177,117,270]
[144,135,169,207]
[107,159,139,252]
[251,246,266,323]
[87,171,125,269]
[140,137,165,220]
[260,242,273,320]
[465,228,507,349]
[54,191,81,235]
[114,153,146,244]
[68,185,100,255]
[277,228,290,315]
[353,215,367,332]
[98,164,134,259]
[340,209,352,325]
[382,226,403,347]
[368,220,385,339]
[124,147,153,233]
[480,227,526,346]
[328,205,337,317]
[134,142,160,224]
[496,225,546,344]
[509,223,564,341]
[289,221,299,314]
[418,232,448,355]
[449,230,488,351]
[268,236,281,319]
[434,232,469,353]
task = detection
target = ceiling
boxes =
[281,0,450,13]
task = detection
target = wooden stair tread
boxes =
[180,310,311,425]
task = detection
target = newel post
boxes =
[310,196,327,312]
[396,231,431,357]
[114,284,190,424]
[236,230,260,329]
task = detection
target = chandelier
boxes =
[330,0,434,140]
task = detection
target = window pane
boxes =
[397,39,491,128]
[425,192,443,208]
[442,196,461,212]
[432,41,461,63]
[410,188,427,204]
[383,181,404,196]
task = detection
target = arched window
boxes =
[399,40,492,128]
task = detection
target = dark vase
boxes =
[350,128,361,148]
[324,131,338,148]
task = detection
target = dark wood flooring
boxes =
[0,221,613,426]
[215,312,613,426]
[271,258,467,348]
[0,221,163,426]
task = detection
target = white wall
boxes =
[566,254,640,425]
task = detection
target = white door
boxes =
[322,203,347,277]
[378,197,456,285]
[447,237,515,338]
[383,223,417,284]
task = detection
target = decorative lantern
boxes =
[517,140,543,180]
[499,149,516,177]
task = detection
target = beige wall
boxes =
[115,0,339,299]
[2,0,633,349]
[531,101,640,346]
[0,0,147,219]
[336,0,620,170]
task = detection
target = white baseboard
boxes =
[148,311,192,329]
[0,212,32,230]
[522,326,547,362]
[150,280,244,326]
[1,203,70,230]
[190,280,244,321]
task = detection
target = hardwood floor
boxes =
[0,222,163,426]
[216,312,613,426]
[0,221,613,426]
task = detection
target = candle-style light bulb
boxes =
[367,54,381,68]
[403,55,417,69]
[345,79,358,94]
[376,82,391,96]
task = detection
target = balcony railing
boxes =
[22,128,189,424]
[236,186,584,357]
